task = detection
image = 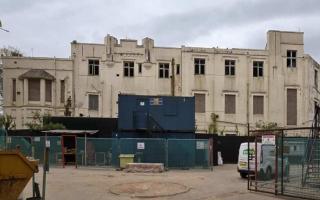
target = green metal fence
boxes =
[248,128,320,200]
[3,136,210,169]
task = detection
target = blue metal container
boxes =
[118,94,195,132]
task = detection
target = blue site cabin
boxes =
[116,94,195,139]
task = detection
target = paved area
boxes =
[23,164,296,200]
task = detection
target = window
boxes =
[315,70,318,90]
[88,59,99,76]
[88,94,99,111]
[253,61,263,77]
[12,79,16,102]
[287,89,297,125]
[159,63,169,78]
[194,58,205,75]
[28,79,40,101]
[253,96,264,114]
[45,80,52,102]
[195,93,205,113]
[287,50,297,68]
[138,63,142,74]
[60,80,65,103]
[225,60,235,76]
[176,64,180,75]
[124,61,134,77]
[225,94,236,114]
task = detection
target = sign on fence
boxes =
[196,141,205,149]
[262,135,275,145]
[137,142,145,150]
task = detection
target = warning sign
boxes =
[262,135,275,145]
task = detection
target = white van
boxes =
[237,142,289,179]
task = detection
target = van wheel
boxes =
[265,167,272,180]
[240,173,247,178]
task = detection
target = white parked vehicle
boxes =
[237,142,289,179]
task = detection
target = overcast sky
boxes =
[1,0,320,61]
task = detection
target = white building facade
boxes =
[2,30,320,135]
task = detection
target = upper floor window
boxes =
[88,94,99,111]
[176,64,180,75]
[315,70,318,90]
[124,61,134,77]
[195,93,205,113]
[287,50,297,68]
[60,80,65,103]
[225,94,236,114]
[159,63,169,78]
[88,59,99,76]
[45,80,52,102]
[12,79,16,102]
[253,61,263,77]
[28,79,40,101]
[194,58,205,75]
[138,63,142,74]
[225,60,235,76]
[253,96,264,115]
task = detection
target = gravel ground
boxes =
[22,164,297,200]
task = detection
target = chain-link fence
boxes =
[2,136,210,169]
[248,128,320,200]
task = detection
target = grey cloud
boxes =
[0,0,319,61]
[128,0,320,45]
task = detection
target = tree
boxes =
[255,121,279,130]
[1,46,23,57]
[0,114,16,131]
[208,113,218,134]
[0,114,16,150]
[25,111,65,131]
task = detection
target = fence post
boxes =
[275,132,278,195]
[247,123,250,191]
[209,138,213,171]
[165,139,168,170]
[281,130,284,195]
[84,133,87,166]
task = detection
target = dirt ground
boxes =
[22,164,296,200]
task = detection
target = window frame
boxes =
[287,50,297,68]
[138,63,142,74]
[123,61,135,77]
[159,63,170,78]
[253,95,264,115]
[194,58,205,75]
[28,79,41,101]
[88,94,99,111]
[253,61,264,77]
[60,80,65,103]
[88,59,100,76]
[194,93,206,113]
[12,79,16,102]
[45,80,52,102]
[315,70,318,90]
[225,60,235,76]
[176,64,180,75]
[225,94,236,114]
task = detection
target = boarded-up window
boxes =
[60,80,65,103]
[253,96,264,114]
[12,79,16,102]
[225,94,236,114]
[45,80,52,102]
[89,94,99,111]
[195,93,205,113]
[287,89,297,125]
[28,79,40,101]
